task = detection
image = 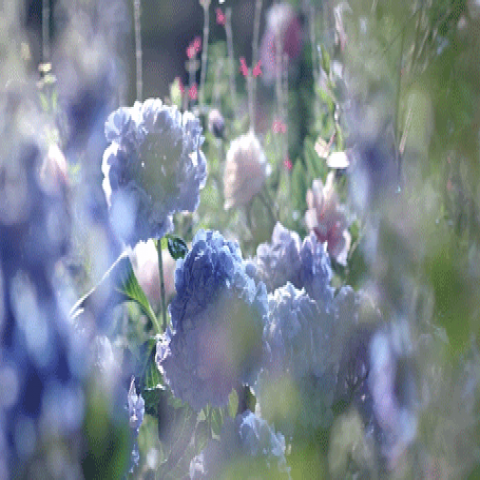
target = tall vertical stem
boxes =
[225,8,237,115]
[133,0,143,101]
[251,0,262,116]
[199,2,210,105]
[156,241,167,332]
[42,0,50,63]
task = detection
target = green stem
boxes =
[259,187,278,224]
[156,239,168,332]
[133,0,143,101]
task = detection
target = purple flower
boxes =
[102,98,207,246]
[156,230,268,410]
[253,222,334,305]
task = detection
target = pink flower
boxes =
[131,240,176,308]
[187,37,202,59]
[216,8,226,26]
[188,83,198,100]
[259,3,303,85]
[283,156,293,171]
[252,60,262,77]
[272,119,287,134]
[305,172,351,265]
[239,57,249,77]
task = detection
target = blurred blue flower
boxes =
[127,377,145,471]
[190,410,290,479]
[102,98,207,246]
[253,222,333,305]
[156,230,268,410]
[256,283,336,437]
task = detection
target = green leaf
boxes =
[304,138,326,182]
[228,389,239,418]
[136,336,164,416]
[114,255,159,329]
[291,160,308,213]
[194,420,210,453]
[70,253,159,332]
[166,235,189,260]
[211,408,224,436]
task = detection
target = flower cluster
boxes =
[305,172,351,266]
[253,222,333,305]
[190,410,290,479]
[102,98,207,246]
[156,230,268,410]
[223,132,269,210]
[256,283,336,437]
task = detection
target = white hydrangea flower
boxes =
[223,132,270,210]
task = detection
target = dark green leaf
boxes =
[166,235,189,260]
[69,253,159,331]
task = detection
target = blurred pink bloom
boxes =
[224,132,270,210]
[283,157,293,171]
[189,83,198,100]
[239,57,249,77]
[176,76,185,94]
[252,60,262,77]
[272,119,287,134]
[305,172,351,265]
[216,8,226,26]
[131,240,176,308]
[259,3,303,85]
[187,37,202,59]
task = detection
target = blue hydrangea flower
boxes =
[255,283,336,437]
[102,98,207,246]
[253,222,333,305]
[156,230,268,410]
[189,410,290,479]
[367,321,417,468]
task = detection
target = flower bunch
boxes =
[305,172,351,265]
[156,230,268,410]
[253,222,333,305]
[190,410,290,479]
[102,98,207,246]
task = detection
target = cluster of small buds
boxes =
[272,119,287,134]
[216,7,226,27]
[186,36,202,59]
[239,57,262,78]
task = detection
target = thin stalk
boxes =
[247,74,255,132]
[156,240,168,332]
[42,0,50,63]
[199,2,210,105]
[225,8,237,115]
[133,0,143,101]
[251,0,263,113]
